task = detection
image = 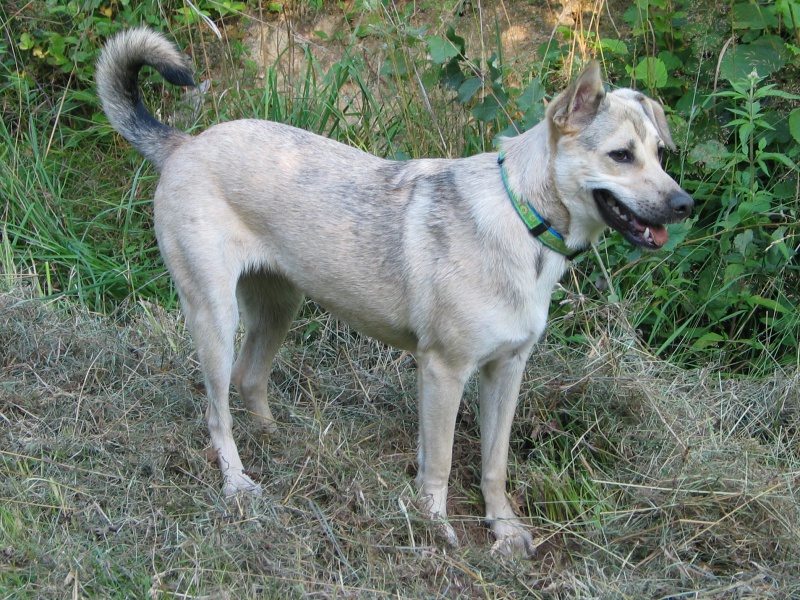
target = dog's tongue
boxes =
[631,214,669,247]
[650,225,669,247]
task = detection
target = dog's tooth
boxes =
[644,227,651,241]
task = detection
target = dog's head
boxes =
[547,61,693,250]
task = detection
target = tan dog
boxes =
[96,28,692,554]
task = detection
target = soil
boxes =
[239,0,621,81]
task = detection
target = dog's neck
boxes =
[497,152,581,260]
[498,127,577,255]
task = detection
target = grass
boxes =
[0,80,170,309]
[1,281,798,598]
[2,0,799,597]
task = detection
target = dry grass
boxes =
[1,279,798,599]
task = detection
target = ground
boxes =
[2,279,798,598]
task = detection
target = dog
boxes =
[96,27,692,554]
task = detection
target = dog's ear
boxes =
[638,96,677,151]
[549,60,606,133]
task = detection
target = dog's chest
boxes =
[465,253,568,365]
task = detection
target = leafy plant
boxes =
[662,72,799,370]
[580,1,799,373]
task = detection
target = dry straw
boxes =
[1,280,798,598]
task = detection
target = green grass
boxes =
[0,80,171,309]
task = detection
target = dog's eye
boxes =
[609,149,632,163]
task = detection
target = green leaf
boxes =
[738,121,755,148]
[20,32,34,51]
[445,26,466,56]
[789,108,800,144]
[776,0,800,27]
[380,51,411,78]
[471,95,499,122]
[758,151,799,171]
[662,219,693,251]
[692,332,726,350]
[719,35,787,83]
[732,2,778,29]
[354,13,383,38]
[600,38,628,55]
[768,226,794,261]
[724,262,747,284]
[747,295,791,313]
[688,140,728,169]
[517,78,546,113]
[457,77,482,104]
[657,50,683,73]
[427,35,459,65]
[439,58,465,90]
[631,57,667,88]
[303,320,322,340]
[733,229,754,256]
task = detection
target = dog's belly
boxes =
[321,304,419,351]
[301,285,420,351]
[310,276,550,367]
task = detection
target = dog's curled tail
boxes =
[96,28,195,171]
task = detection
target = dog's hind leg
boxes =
[479,343,536,555]
[232,271,302,433]
[415,351,471,546]
[170,256,259,497]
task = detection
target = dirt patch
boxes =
[240,1,589,83]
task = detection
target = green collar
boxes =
[497,153,583,260]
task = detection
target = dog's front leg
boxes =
[415,351,470,546]
[479,343,536,555]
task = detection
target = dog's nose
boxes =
[668,190,694,218]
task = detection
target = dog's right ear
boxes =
[549,60,605,134]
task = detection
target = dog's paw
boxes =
[243,405,279,434]
[259,419,279,435]
[488,519,536,557]
[256,418,279,435]
[222,471,263,497]
[436,518,459,548]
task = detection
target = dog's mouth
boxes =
[592,190,668,250]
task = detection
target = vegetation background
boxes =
[1,0,799,597]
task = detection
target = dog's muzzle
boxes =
[592,189,693,250]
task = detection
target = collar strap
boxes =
[497,153,583,260]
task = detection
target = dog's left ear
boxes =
[550,60,605,133]
[638,96,677,151]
